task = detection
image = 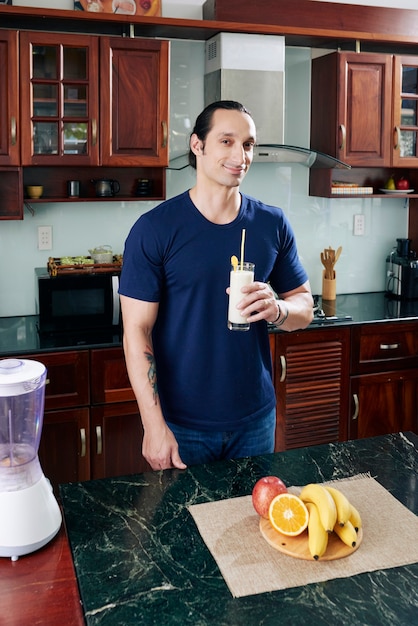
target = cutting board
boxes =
[259,517,363,561]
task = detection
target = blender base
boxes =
[0,473,62,560]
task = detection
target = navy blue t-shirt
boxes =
[119,191,308,431]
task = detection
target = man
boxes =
[119,100,313,470]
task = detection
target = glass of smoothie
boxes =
[228,262,255,331]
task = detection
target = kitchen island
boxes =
[2,432,418,624]
[21,432,418,625]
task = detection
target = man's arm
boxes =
[120,294,187,470]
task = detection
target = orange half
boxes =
[268,493,309,537]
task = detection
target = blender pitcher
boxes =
[0,358,61,561]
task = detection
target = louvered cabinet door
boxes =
[274,328,350,451]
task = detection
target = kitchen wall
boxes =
[0,40,408,318]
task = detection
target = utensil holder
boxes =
[322,271,336,301]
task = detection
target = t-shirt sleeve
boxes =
[268,212,309,295]
[118,215,163,302]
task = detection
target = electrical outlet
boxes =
[353,214,365,236]
[38,225,52,250]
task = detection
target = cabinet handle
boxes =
[92,119,97,146]
[80,428,86,458]
[11,117,17,146]
[380,343,400,350]
[339,124,346,150]
[279,355,286,383]
[161,120,168,148]
[352,394,359,420]
[394,126,400,150]
[96,425,103,455]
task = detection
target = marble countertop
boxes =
[2,292,418,356]
[60,432,418,625]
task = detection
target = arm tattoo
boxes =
[144,346,158,405]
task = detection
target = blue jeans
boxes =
[167,408,276,466]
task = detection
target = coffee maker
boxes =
[386,238,418,299]
[0,358,61,561]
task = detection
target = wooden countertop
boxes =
[0,523,84,626]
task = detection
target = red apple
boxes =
[396,177,410,190]
[252,475,288,518]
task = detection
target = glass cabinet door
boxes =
[393,56,418,167]
[20,32,99,166]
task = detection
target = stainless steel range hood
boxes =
[204,33,349,170]
[254,144,350,168]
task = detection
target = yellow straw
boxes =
[240,229,246,270]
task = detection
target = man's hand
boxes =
[233,281,280,324]
[229,279,313,331]
[142,422,187,471]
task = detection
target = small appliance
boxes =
[36,267,121,336]
[0,358,61,561]
[91,178,120,197]
[386,238,418,300]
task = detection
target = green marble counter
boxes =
[60,432,418,625]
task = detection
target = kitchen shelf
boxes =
[23,166,165,203]
[310,167,418,199]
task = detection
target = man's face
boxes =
[192,108,256,189]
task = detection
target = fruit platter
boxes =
[252,477,363,561]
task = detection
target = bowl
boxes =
[91,252,113,263]
[26,185,43,199]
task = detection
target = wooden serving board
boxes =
[259,518,363,561]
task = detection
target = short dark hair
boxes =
[188,100,253,169]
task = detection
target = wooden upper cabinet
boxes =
[392,55,418,168]
[19,31,100,166]
[100,37,169,167]
[311,51,418,170]
[0,31,19,166]
[311,51,392,167]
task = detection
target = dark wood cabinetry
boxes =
[0,31,19,167]
[90,401,150,479]
[273,327,350,451]
[30,347,149,495]
[26,350,90,493]
[310,51,418,198]
[349,322,418,439]
[311,52,392,168]
[0,30,169,215]
[0,31,22,219]
[90,347,151,478]
[19,31,100,167]
[100,37,169,167]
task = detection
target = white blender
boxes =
[0,358,61,561]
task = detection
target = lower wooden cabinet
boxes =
[274,327,350,450]
[350,321,418,439]
[39,408,90,491]
[32,347,149,495]
[349,370,418,439]
[90,401,151,479]
[32,320,418,492]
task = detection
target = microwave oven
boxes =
[35,267,121,335]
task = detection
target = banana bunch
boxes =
[299,483,362,560]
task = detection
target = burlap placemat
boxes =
[188,475,418,598]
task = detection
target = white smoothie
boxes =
[228,264,254,328]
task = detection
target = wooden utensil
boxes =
[320,246,342,280]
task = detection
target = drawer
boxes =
[351,322,418,374]
[26,350,90,410]
[90,347,135,404]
